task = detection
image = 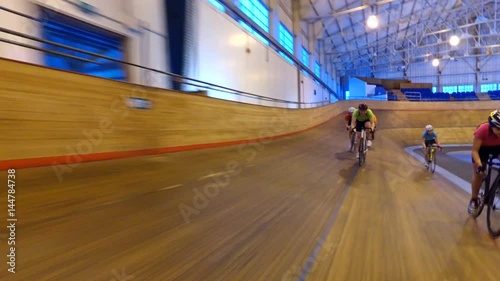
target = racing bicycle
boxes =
[358,127,372,166]
[425,144,441,173]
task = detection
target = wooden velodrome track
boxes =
[1,108,500,281]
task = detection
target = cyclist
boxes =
[422,124,441,167]
[350,103,375,158]
[469,110,500,215]
[345,107,356,144]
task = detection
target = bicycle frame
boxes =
[429,147,435,161]
[425,144,440,173]
[425,144,439,160]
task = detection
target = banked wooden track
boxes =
[1,108,500,281]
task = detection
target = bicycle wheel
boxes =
[358,135,365,166]
[486,182,500,238]
[430,149,436,173]
[474,176,494,218]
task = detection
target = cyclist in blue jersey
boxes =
[422,124,441,167]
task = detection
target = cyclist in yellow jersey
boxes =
[349,103,375,158]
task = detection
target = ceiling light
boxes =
[367,15,379,29]
[449,35,460,46]
[432,58,440,67]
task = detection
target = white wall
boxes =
[474,56,500,85]
[191,1,296,103]
[128,0,169,88]
[0,0,42,64]
[366,84,376,96]
[190,0,334,107]
[300,72,330,105]
[277,3,292,32]
[0,0,169,88]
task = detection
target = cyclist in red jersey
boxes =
[345,107,356,144]
[469,109,500,215]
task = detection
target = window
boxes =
[238,0,269,45]
[41,8,126,81]
[481,83,497,92]
[239,0,269,33]
[314,61,320,77]
[442,86,458,94]
[432,86,436,93]
[301,47,309,68]
[208,0,225,11]
[458,85,473,92]
[279,23,294,54]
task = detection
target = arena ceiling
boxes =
[299,0,500,76]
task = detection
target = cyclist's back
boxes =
[352,108,374,122]
[475,122,500,148]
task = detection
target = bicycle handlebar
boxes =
[346,126,374,133]
[477,154,500,173]
[425,145,442,151]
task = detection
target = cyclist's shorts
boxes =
[424,140,436,147]
[355,119,369,132]
[473,145,500,165]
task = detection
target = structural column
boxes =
[268,0,280,42]
[165,0,196,90]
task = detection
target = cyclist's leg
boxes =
[429,140,437,159]
[364,121,372,137]
[469,147,489,214]
[364,121,373,146]
[423,142,430,166]
[348,128,355,149]
[423,141,431,161]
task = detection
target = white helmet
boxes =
[425,124,433,131]
[348,107,356,113]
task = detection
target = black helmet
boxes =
[488,109,500,128]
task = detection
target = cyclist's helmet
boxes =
[348,107,356,113]
[425,124,433,131]
[488,109,500,128]
[358,103,368,110]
